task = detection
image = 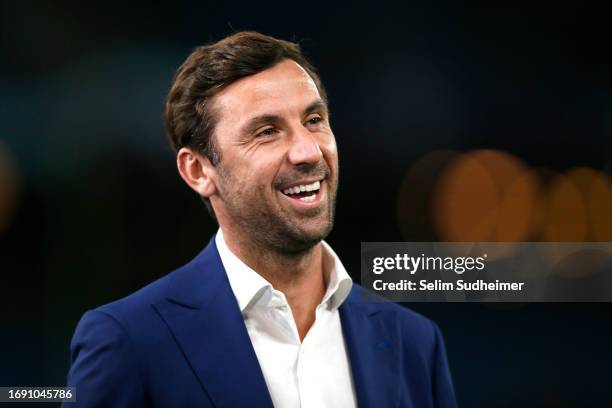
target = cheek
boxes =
[320,136,339,167]
[239,156,280,192]
[224,144,298,192]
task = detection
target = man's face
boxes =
[209,59,339,253]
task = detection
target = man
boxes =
[65,32,457,407]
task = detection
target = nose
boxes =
[287,126,323,166]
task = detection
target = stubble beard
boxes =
[217,165,337,256]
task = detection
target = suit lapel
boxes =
[340,287,402,408]
[153,238,273,408]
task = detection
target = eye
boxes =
[306,115,323,126]
[255,127,278,138]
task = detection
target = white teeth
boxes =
[299,193,316,202]
[282,180,321,196]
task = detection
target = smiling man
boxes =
[64,32,457,407]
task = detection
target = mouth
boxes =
[279,179,324,207]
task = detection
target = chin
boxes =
[263,207,336,253]
[286,222,334,251]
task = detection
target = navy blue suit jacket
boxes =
[64,238,457,407]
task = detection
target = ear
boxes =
[176,147,217,198]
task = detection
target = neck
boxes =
[220,225,327,341]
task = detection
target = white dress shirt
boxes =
[215,229,357,408]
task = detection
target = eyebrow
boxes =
[240,99,329,135]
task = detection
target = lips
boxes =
[279,179,325,207]
[281,180,321,202]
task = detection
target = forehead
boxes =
[213,59,322,124]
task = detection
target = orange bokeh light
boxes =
[400,149,611,244]
[432,149,537,242]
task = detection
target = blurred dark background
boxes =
[1,1,611,407]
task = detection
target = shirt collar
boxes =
[215,228,353,312]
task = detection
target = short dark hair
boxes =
[164,31,328,216]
